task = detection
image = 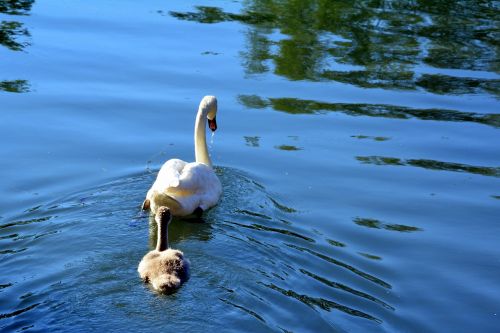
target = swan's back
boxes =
[147,159,222,215]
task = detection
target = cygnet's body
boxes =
[138,207,190,293]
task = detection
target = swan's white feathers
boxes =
[146,159,222,216]
[154,159,187,189]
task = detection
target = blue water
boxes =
[1,1,499,332]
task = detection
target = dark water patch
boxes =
[322,71,500,96]
[0,20,30,51]
[20,292,34,300]
[492,195,500,200]
[327,239,346,248]
[415,3,499,72]
[0,303,40,320]
[169,6,276,25]
[0,0,35,15]
[219,298,266,323]
[12,230,60,241]
[384,224,422,233]
[0,79,30,93]
[286,243,391,290]
[0,233,18,240]
[245,235,280,251]
[0,248,27,255]
[275,144,302,151]
[244,136,260,147]
[238,95,500,128]
[299,268,394,311]
[359,253,382,261]
[262,282,382,323]
[0,283,13,290]
[24,205,42,213]
[268,197,297,213]
[357,156,500,178]
[416,74,500,96]
[238,94,269,109]
[234,209,272,220]
[351,135,390,142]
[19,324,34,331]
[353,218,422,233]
[201,51,220,55]
[322,70,416,90]
[0,216,52,230]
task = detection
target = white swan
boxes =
[138,207,190,293]
[142,95,222,216]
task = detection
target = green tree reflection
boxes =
[1,0,34,93]
[170,1,500,96]
[0,79,30,93]
[356,155,500,178]
[353,217,422,232]
[0,20,30,51]
[0,0,34,15]
[238,94,500,128]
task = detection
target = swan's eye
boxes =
[208,117,217,131]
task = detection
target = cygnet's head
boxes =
[156,206,172,225]
[200,95,218,132]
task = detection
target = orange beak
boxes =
[208,117,217,131]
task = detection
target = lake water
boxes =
[1,1,499,332]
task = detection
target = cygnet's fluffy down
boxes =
[138,207,190,294]
[138,248,189,293]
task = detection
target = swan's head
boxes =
[200,95,218,132]
[155,206,172,225]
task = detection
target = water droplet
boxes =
[209,132,216,149]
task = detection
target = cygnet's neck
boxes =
[156,218,168,252]
[194,105,212,167]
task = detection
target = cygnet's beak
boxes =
[208,117,217,132]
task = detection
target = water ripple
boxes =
[219,298,266,323]
[224,220,315,243]
[261,282,382,323]
[0,216,53,230]
[285,243,392,290]
[354,218,422,233]
[299,269,394,311]
[0,303,40,320]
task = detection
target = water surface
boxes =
[1,1,499,332]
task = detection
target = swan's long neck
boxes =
[156,218,168,252]
[194,105,212,167]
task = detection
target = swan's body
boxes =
[143,96,222,216]
[138,207,190,293]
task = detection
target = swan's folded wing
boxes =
[155,159,188,189]
[176,163,214,193]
